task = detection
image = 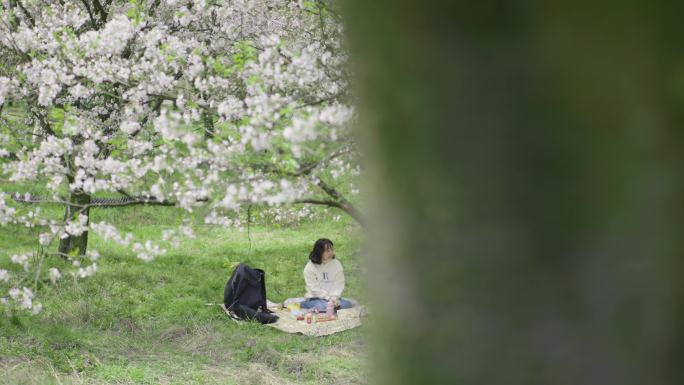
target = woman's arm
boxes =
[328,261,346,299]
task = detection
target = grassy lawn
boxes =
[0,202,367,384]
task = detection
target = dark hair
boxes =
[309,238,334,264]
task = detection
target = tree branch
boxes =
[293,198,341,207]
[79,0,97,29]
[296,147,354,175]
[131,71,184,137]
[148,0,162,17]
[30,109,56,136]
[15,0,35,27]
[314,177,364,224]
[297,93,344,109]
[92,0,108,25]
[255,147,354,178]
[294,195,365,227]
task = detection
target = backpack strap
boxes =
[219,303,242,322]
[255,268,273,313]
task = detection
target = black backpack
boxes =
[223,263,279,324]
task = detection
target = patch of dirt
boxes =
[232,363,299,385]
[159,325,191,343]
[115,317,142,334]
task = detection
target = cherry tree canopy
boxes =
[0,0,359,313]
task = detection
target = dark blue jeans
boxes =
[300,297,353,312]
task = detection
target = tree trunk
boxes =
[345,1,684,385]
[58,191,91,256]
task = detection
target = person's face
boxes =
[322,244,334,262]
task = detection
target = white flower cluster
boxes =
[0,76,11,105]
[0,194,17,226]
[6,287,41,313]
[87,250,100,261]
[161,225,195,248]
[217,96,244,121]
[48,268,62,284]
[64,214,89,237]
[75,263,97,279]
[203,210,235,227]
[11,253,30,272]
[90,222,134,246]
[265,205,320,226]
[133,241,166,262]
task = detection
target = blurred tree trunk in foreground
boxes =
[344,1,684,384]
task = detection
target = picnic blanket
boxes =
[219,300,367,337]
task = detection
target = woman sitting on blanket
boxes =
[301,238,354,312]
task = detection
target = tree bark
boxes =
[58,191,91,256]
[345,1,684,384]
[315,177,365,226]
[295,198,365,227]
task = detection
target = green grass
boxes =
[0,204,367,384]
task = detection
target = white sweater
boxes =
[303,259,345,300]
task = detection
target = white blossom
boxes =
[32,303,43,314]
[39,232,52,246]
[0,76,10,105]
[217,96,244,121]
[7,287,36,310]
[133,240,166,262]
[87,250,100,261]
[48,268,62,284]
[11,253,30,272]
[77,263,97,278]
[65,214,89,236]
